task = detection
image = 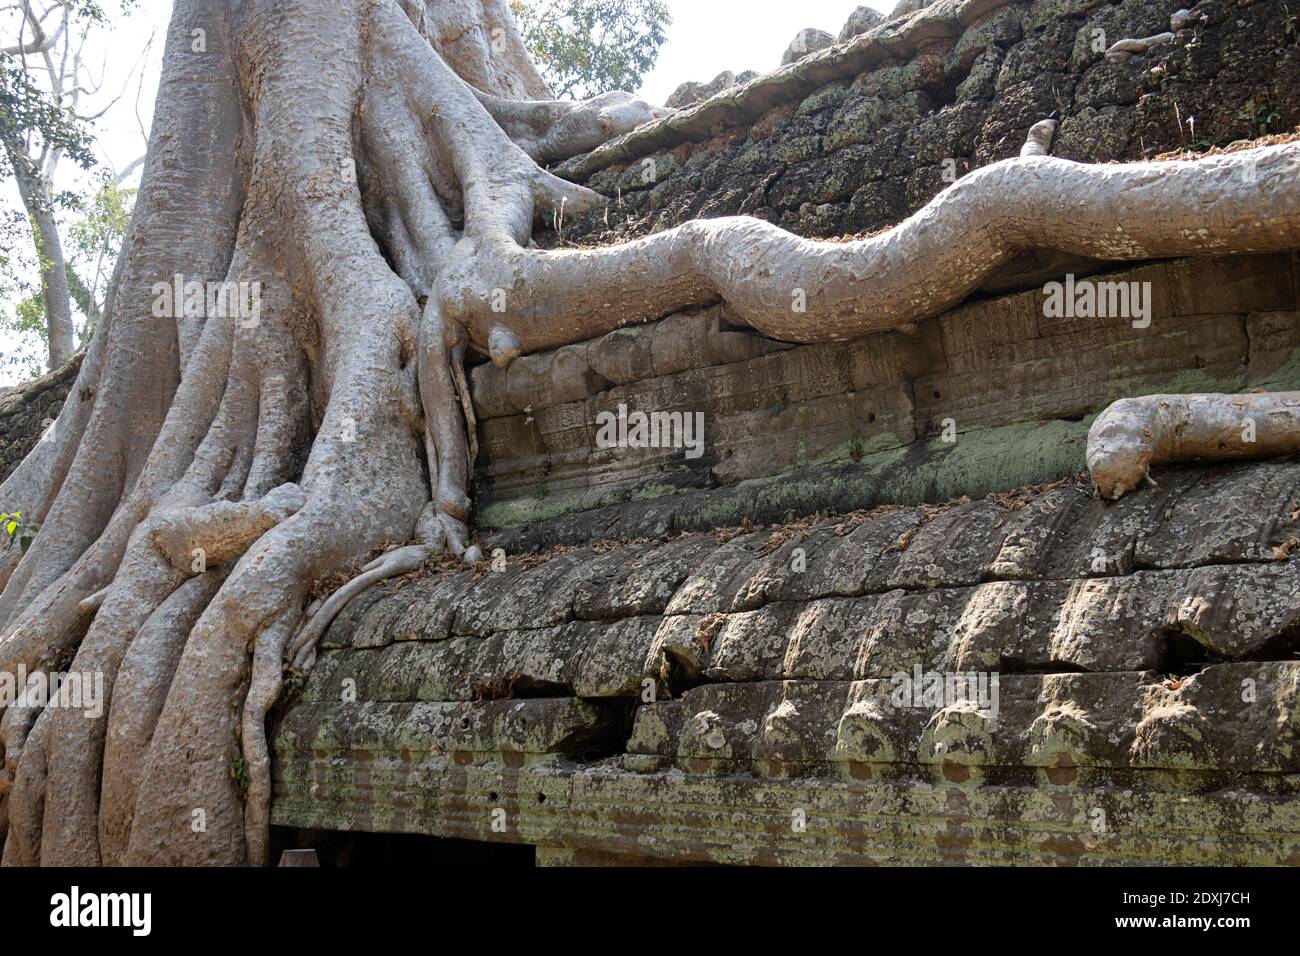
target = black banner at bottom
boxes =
[0,865,1282,942]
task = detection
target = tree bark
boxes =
[0,0,1296,866]
[0,131,76,369]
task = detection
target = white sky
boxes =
[641,0,894,102]
[100,0,898,160]
[1,0,895,384]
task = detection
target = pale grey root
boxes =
[1088,393,1300,500]
[0,0,1296,868]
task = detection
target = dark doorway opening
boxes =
[271,826,537,867]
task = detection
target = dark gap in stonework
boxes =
[997,654,1088,675]
[659,646,708,700]
[569,696,641,762]
[1244,621,1300,663]
[271,828,536,867]
[1147,628,1228,676]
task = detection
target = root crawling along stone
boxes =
[1020,119,1057,157]
[4,0,1299,869]
[440,142,1300,359]
[242,609,295,868]
[287,545,434,672]
[1104,32,1174,62]
[1088,393,1300,500]
[475,88,674,164]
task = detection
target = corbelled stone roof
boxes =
[271,0,1300,865]
[547,0,1300,245]
[274,460,1300,864]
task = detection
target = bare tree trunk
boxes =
[1,133,76,369]
[0,0,1296,867]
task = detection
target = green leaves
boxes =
[0,57,98,177]
[68,176,134,261]
[0,160,131,373]
[512,0,670,100]
[0,510,39,553]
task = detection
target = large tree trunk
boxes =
[0,0,1296,866]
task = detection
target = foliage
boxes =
[0,1,142,377]
[0,58,97,180]
[67,173,135,327]
[0,0,140,177]
[0,208,46,377]
[228,751,250,795]
[509,0,669,100]
[0,176,132,375]
[0,510,40,553]
[69,175,133,262]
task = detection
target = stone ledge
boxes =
[271,758,1300,866]
[274,453,1300,865]
[470,253,1300,537]
[311,461,1300,684]
[553,0,1024,183]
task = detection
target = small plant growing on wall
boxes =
[0,511,38,553]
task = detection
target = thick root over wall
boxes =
[1088,393,1300,499]
[0,0,1298,866]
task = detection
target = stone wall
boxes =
[266,0,1300,865]
[470,252,1300,550]
[461,0,1300,548]
[0,353,81,486]
[273,459,1300,865]
[546,0,1300,244]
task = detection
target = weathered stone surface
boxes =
[274,755,1300,865]
[474,254,1300,539]
[303,459,1300,711]
[266,0,1300,869]
[624,665,1300,776]
[282,453,1300,874]
[840,6,887,42]
[278,697,618,757]
[660,533,768,616]
[729,511,919,609]
[573,616,661,697]
[782,28,836,66]
[573,535,717,620]
[274,661,1300,865]
[0,350,81,483]
[666,71,761,110]
[549,0,1300,241]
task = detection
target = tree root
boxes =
[1088,393,1300,500]
[99,570,228,865]
[243,609,294,867]
[438,141,1300,358]
[147,484,305,572]
[1020,119,1057,157]
[4,0,1298,869]
[1104,32,1174,63]
[286,544,434,673]
[1,705,49,866]
[417,301,474,555]
[476,88,674,164]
